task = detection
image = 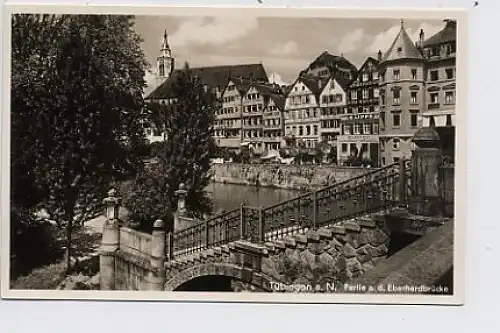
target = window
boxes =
[299,126,303,136]
[411,91,418,104]
[430,93,439,103]
[363,123,371,134]
[342,143,348,153]
[446,68,454,79]
[373,123,379,134]
[354,124,362,134]
[322,96,329,104]
[393,90,400,105]
[393,157,400,163]
[362,143,368,153]
[393,69,400,80]
[410,113,418,127]
[336,94,343,102]
[380,71,385,82]
[306,125,311,135]
[351,91,357,101]
[411,69,417,80]
[373,72,379,80]
[374,88,379,98]
[445,91,454,103]
[362,89,369,99]
[381,93,386,105]
[362,73,369,82]
[393,138,400,150]
[343,125,351,135]
[430,70,439,81]
[313,125,318,135]
[393,114,401,127]
[382,157,386,165]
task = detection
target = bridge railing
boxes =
[166,159,412,260]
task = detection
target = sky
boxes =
[133,15,445,96]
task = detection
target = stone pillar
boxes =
[173,183,187,231]
[99,188,121,290]
[149,219,166,291]
[409,127,444,216]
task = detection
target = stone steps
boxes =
[166,210,387,271]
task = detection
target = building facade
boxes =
[338,56,380,166]
[378,21,426,166]
[318,76,349,145]
[261,88,286,152]
[214,79,245,149]
[283,77,324,149]
[420,20,457,161]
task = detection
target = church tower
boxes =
[156,30,174,83]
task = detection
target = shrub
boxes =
[10,206,63,279]
[122,163,175,233]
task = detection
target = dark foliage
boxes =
[11,14,149,271]
[125,63,218,229]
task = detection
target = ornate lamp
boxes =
[103,188,122,222]
[175,183,187,215]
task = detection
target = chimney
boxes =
[419,29,425,48]
[318,79,323,89]
[377,50,382,62]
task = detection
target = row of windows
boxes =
[285,125,319,136]
[289,95,313,105]
[321,120,340,129]
[350,88,380,101]
[321,107,344,116]
[285,108,319,120]
[222,96,237,103]
[379,90,455,106]
[379,66,454,82]
[263,119,281,127]
[429,91,455,104]
[321,94,343,104]
[342,123,379,135]
[215,119,238,127]
[380,112,419,128]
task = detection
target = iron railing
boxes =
[166,158,418,260]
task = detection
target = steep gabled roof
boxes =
[300,76,329,96]
[423,20,457,47]
[332,75,353,92]
[146,63,268,100]
[381,22,423,63]
[268,94,286,110]
[355,57,379,76]
[300,51,358,77]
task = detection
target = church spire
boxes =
[157,29,174,82]
[161,29,170,51]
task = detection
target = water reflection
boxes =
[206,182,304,213]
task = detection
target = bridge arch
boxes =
[164,262,276,292]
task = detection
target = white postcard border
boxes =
[1,4,468,305]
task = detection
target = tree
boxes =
[11,14,149,272]
[126,64,218,229]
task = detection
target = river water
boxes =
[206,182,304,213]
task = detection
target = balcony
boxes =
[428,103,441,110]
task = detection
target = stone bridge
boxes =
[99,128,455,293]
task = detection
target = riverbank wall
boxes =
[211,163,371,191]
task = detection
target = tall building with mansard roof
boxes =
[378,19,426,166]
